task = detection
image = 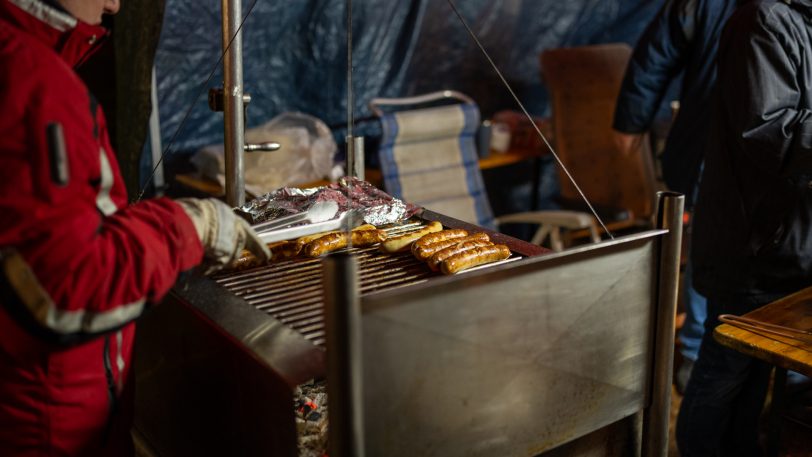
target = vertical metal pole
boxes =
[346,0,353,142]
[148,67,165,196]
[344,0,366,182]
[222,0,245,207]
[347,136,365,180]
[643,191,684,457]
[325,253,365,457]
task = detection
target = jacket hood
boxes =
[0,0,108,67]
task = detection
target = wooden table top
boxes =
[714,287,812,377]
[478,147,545,170]
[174,147,544,198]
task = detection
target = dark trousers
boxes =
[676,295,773,457]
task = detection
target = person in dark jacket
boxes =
[612,0,739,393]
[677,0,812,454]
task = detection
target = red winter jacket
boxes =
[0,1,204,455]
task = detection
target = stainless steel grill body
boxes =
[359,232,659,456]
[134,199,683,457]
[135,211,543,456]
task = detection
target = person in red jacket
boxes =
[0,0,270,455]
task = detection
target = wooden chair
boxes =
[540,43,659,234]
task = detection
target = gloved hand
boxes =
[176,198,271,273]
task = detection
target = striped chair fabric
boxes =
[377,103,495,229]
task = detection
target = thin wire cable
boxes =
[136,0,262,203]
[445,0,614,239]
[346,0,354,141]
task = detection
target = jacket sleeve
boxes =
[613,0,694,133]
[0,67,204,342]
[720,8,812,177]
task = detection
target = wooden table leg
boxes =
[767,367,788,457]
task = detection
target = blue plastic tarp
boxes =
[154,0,665,155]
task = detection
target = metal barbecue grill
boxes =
[132,0,683,453]
[134,195,683,457]
[210,220,521,347]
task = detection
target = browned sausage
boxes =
[441,244,511,275]
[269,241,302,260]
[296,224,378,254]
[353,224,377,232]
[380,221,443,253]
[295,224,376,247]
[230,251,263,270]
[230,240,300,269]
[304,232,348,257]
[427,239,493,271]
[411,229,468,255]
[413,232,490,261]
[351,229,386,246]
[304,229,386,257]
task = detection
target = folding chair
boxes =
[370,90,599,251]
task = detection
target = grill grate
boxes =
[211,223,434,346]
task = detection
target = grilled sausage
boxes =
[353,224,377,232]
[380,221,442,253]
[413,232,490,261]
[304,232,347,257]
[411,229,468,256]
[351,228,386,246]
[295,224,377,253]
[269,240,302,260]
[230,251,263,270]
[296,224,376,246]
[304,229,386,257]
[441,244,511,275]
[230,240,301,269]
[427,239,493,271]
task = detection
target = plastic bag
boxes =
[191,112,337,195]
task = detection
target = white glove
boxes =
[176,198,271,273]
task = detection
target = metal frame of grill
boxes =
[133,195,682,457]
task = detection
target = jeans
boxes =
[679,260,707,362]
[676,295,773,457]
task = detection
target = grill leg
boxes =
[643,191,684,457]
[324,252,365,457]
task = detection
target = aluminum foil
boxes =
[239,177,420,226]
